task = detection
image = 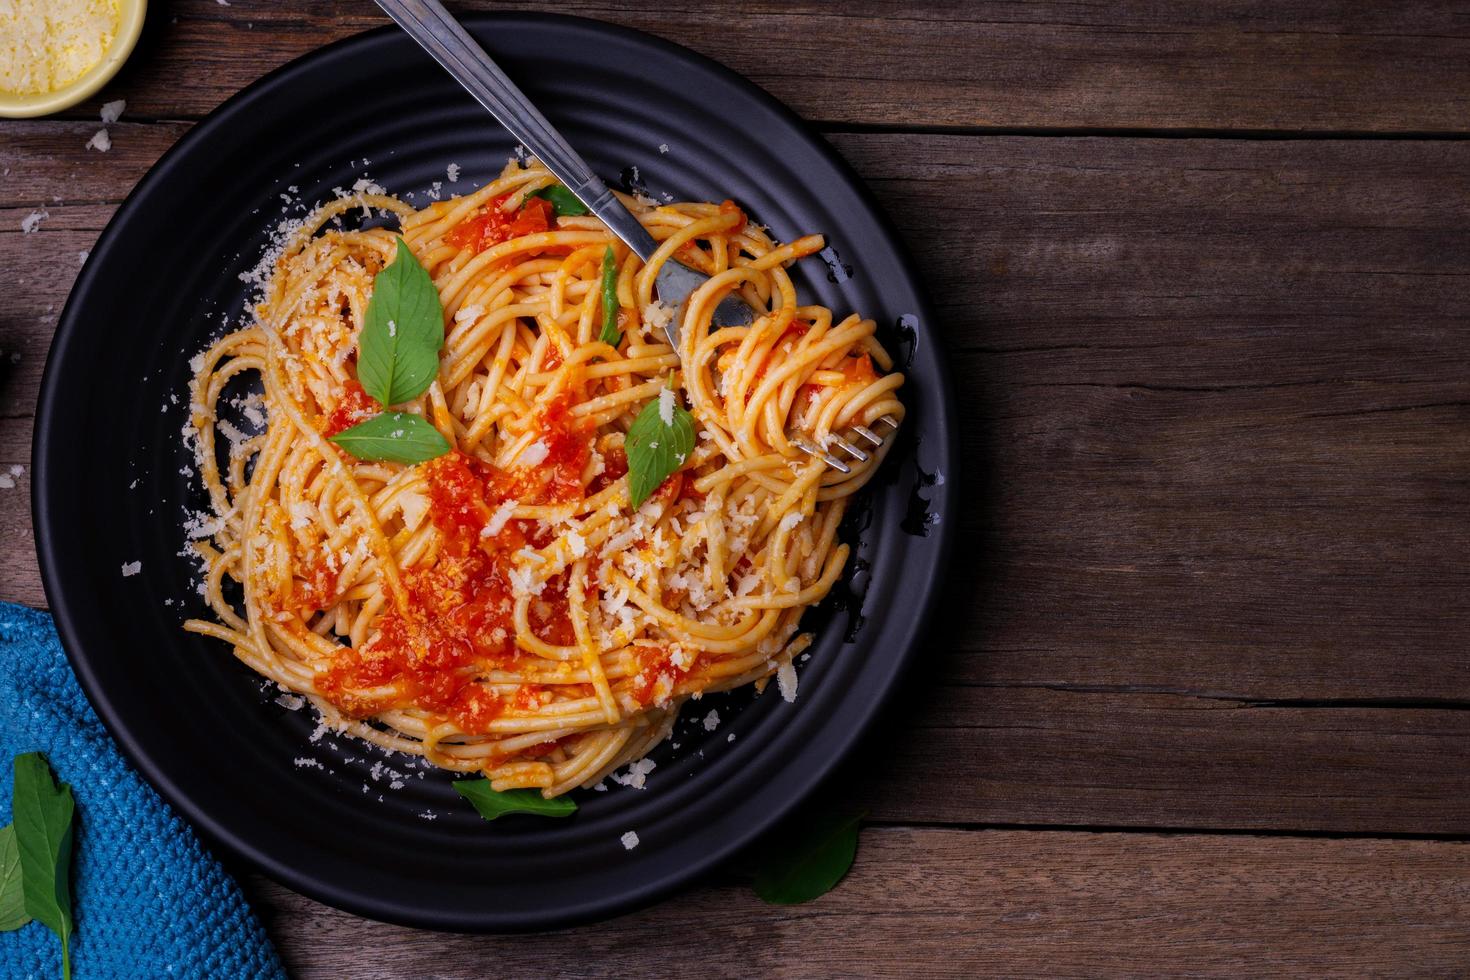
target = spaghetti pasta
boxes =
[183,158,904,797]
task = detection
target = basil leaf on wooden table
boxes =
[0,824,29,931]
[753,809,863,905]
[598,245,622,347]
[357,238,445,406]
[625,388,695,508]
[454,779,578,821]
[13,752,77,978]
[329,412,450,465]
[529,184,590,217]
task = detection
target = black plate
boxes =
[34,14,955,931]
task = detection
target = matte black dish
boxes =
[34,14,955,931]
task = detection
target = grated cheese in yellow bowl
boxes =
[0,0,146,118]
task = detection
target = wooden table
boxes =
[4,2,1469,975]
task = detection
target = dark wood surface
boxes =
[3,1,1468,975]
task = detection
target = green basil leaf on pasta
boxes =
[625,389,695,509]
[528,184,589,217]
[753,809,863,905]
[357,238,445,406]
[13,753,75,975]
[598,246,622,347]
[0,824,29,932]
[454,779,578,821]
[328,412,450,464]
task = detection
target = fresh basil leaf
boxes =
[625,390,695,509]
[328,412,450,464]
[454,779,577,821]
[598,246,622,347]
[13,753,75,977]
[358,238,445,406]
[529,184,589,217]
[0,824,28,931]
[753,809,863,905]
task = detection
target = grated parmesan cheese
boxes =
[516,439,549,467]
[86,128,111,152]
[99,98,125,123]
[642,300,673,333]
[621,831,640,850]
[778,512,803,533]
[611,758,656,790]
[483,499,518,537]
[397,489,429,531]
[446,163,461,182]
[120,560,141,577]
[658,386,675,426]
[702,709,720,731]
[777,661,799,702]
[20,209,47,233]
[0,0,120,96]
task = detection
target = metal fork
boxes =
[374,0,898,472]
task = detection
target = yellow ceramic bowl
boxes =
[0,0,147,119]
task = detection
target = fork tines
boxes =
[793,414,899,473]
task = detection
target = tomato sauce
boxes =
[627,644,691,707]
[444,194,558,255]
[321,380,378,437]
[718,198,748,236]
[294,556,343,610]
[314,396,598,733]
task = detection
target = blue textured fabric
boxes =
[0,601,285,979]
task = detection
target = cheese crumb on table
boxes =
[99,98,125,123]
[20,209,47,233]
[620,831,640,850]
[121,560,141,577]
[86,128,111,152]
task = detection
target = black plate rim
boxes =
[33,12,959,931]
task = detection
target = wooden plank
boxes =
[0,418,39,609]
[859,687,1470,833]
[828,133,1470,702]
[243,829,1470,977]
[49,0,1470,133]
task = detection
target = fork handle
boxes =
[373,0,660,262]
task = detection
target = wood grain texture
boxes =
[860,686,1470,832]
[4,2,1470,970]
[242,829,1470,978]
[830,133,1470,704]
[46,0,1470,133]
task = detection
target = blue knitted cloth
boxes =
[0,601,285,979]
